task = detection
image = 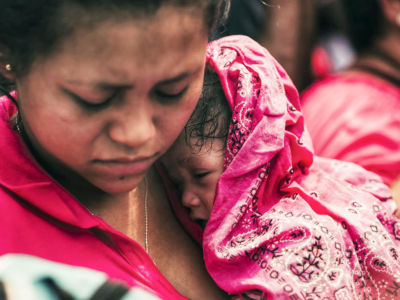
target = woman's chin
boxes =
[93,176,144,195]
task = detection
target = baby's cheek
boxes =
[205,189,217,213]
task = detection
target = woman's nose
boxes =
[108,101,156,147]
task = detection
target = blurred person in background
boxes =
[301,0,400,206]
[215,0,316,91]
[217,0,355,92]
[308,0,355,79]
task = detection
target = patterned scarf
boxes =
[201,35,400,299]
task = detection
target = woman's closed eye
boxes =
[153,85,189,102]
[63,89,117,110]
[152,67,203,103]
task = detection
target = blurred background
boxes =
[213,0,355,92]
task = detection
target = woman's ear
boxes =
[0,63,15,81]
[0,51,15,81]
[380,0,400,27]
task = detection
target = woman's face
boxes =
[15,6,208,194]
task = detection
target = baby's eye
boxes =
[194,171,211,179]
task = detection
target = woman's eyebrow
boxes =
[95,82,133,91]
[65,80,133,91]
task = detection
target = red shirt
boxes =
[0,96,187,300]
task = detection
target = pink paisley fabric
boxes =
[200,36,400,299]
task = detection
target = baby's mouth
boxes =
[185,207,208,229]
[194,218,207,229]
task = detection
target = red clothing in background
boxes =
[301,72,400,185]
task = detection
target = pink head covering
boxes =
[200,35,400,299]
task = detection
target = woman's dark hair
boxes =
[184,67,231,152]
[0,0,230,96]
[340,0,384,54]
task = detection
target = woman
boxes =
[301,0,400,191]
[0,1,230,299]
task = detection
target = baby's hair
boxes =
[184,67,231,152]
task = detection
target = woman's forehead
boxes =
[56,5,206,48]
[34,4,207,72]
[39,11,208,85]
[56,2,207,37]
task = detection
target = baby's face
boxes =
[161,134,225,226]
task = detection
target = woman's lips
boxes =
[93,155,157,176]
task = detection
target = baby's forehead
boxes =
[171,148,209,166]
[167,139,218,163]
[180,136,222,154]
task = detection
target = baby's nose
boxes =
[181,189,201,208]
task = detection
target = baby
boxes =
[162,36,400,299]
[161,68,230,227]
[161,35,400,299]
